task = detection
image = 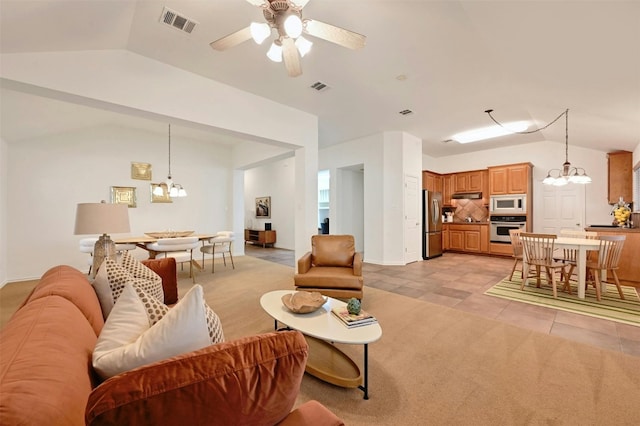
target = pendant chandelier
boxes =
[485,108,591,186]
[153,124,187,198]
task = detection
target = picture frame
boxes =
[131,162,152,180]
[150,183,172,203]
[255,196,271,218]
[110,186,137,208]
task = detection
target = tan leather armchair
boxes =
[294,235,364,300]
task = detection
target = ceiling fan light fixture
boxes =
[295,35,312,57]
[250,22,271,44]
[266,41,283,62]
[283,14,303,38]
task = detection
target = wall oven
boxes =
[490,215,527,243]
[490,194,527,215]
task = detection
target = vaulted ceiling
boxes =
[1,1,639,157]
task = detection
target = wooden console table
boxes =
[244,229,276,248]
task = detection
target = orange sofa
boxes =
[294,235,364,299]
[0,261,343,426]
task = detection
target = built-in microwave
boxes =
[490,194,527,214]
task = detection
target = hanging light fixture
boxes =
[485,108,591,186]
[153,124,187,198]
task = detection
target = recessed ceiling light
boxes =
[452,121,530,144]
[396,74,407,81]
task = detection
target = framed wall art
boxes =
[131,162,152,180]
[110,186,137,208]
[255,196,271,218]
[150,183,172,203]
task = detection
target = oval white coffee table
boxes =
[260,290,382,399]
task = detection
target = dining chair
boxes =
[145,236,200,283]
[520,232,568,298]
[200,231,235,273]
[508,229,523,281]
[79,239,137,275]
[584,235,626,301]
[555,229,598,283]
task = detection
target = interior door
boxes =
[404,174,421,263]
[539,183,586,234]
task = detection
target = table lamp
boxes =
[74,201,130,277]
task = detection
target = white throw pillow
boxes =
[92,257,163,318]
[93,283,224,379]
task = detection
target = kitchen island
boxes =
[586,226,640,288]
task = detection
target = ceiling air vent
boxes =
[399,109,413,116]
[310,81,330,92]
[160,7,198,34]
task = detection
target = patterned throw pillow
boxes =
[92,257,164,319]
[93,284,225,379]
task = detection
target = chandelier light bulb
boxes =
[153,184,164,196]
[250,22,271,44]
[266,42,283,62]
[295,36,313,57]
[283,14,303,38]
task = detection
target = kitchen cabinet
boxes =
[453,171,484,193]
[422,171,442,193]
[442,224,449,251]
[445,224,489,253]
[488,163,532,195]
[442,174,453,206]
[607,151,632,204]
[585,227,640,288]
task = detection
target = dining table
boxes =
[552,236,602,299]
[114,233,215,268]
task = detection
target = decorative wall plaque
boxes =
[150,183,172,203]
[131,162,152,180]
[110,186,137,208]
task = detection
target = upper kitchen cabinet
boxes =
[442,174,453,206]
[607,151,632,204]
[488,163,533,195]
[422,171,443,193]
[453,170,484,193]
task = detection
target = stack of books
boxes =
[331,306,377,329]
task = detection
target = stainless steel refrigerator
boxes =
[423,190,443,259]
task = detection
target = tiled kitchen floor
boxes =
[244,244,640,357]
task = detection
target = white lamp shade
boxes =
[284,14,303,38]
[74,203,131,235]
[295,36,312,57]
[267,42,283,62]
[250,22,271,44]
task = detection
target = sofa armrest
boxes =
[86,331,308,426]
[141,257,178,304]
[297,252,312,274]
[353,252,363,276]
[277,400,344,426]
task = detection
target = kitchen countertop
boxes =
[444,221,489,225]
[586,226,640,233]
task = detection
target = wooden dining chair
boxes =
[508,229,523,281]
[555,229,598,285]
[520,232,568,298]
[584,235,626,301]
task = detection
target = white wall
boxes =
[6,125,234,280]
[0,137,7,286]
[336,168,364,252]
[244,156,296,250]
[423,140,614,228]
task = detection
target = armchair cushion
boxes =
[86,331,309,426]
[312,235,356,267]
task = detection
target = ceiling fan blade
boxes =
[245,0,267,6]
[304,19,366,50]
[281,37,302,77]
[210,26,252,51]
[291,0,311,8]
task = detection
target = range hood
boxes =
[452,192,482,200]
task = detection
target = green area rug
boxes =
[485,274,640,326]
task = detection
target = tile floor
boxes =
[244,244,640,357]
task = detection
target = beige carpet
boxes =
[186,257,640,426]
[485,274,640,326]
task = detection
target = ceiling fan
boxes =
[209,0,366,77]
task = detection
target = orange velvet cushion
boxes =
[20,265,104,336]
[0,297,99,425]
[141,257,178,305]
[86,331,308,426]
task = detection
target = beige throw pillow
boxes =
[93,284,224,379]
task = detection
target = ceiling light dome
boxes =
[250,22,271,44]
[283,14,302,38]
